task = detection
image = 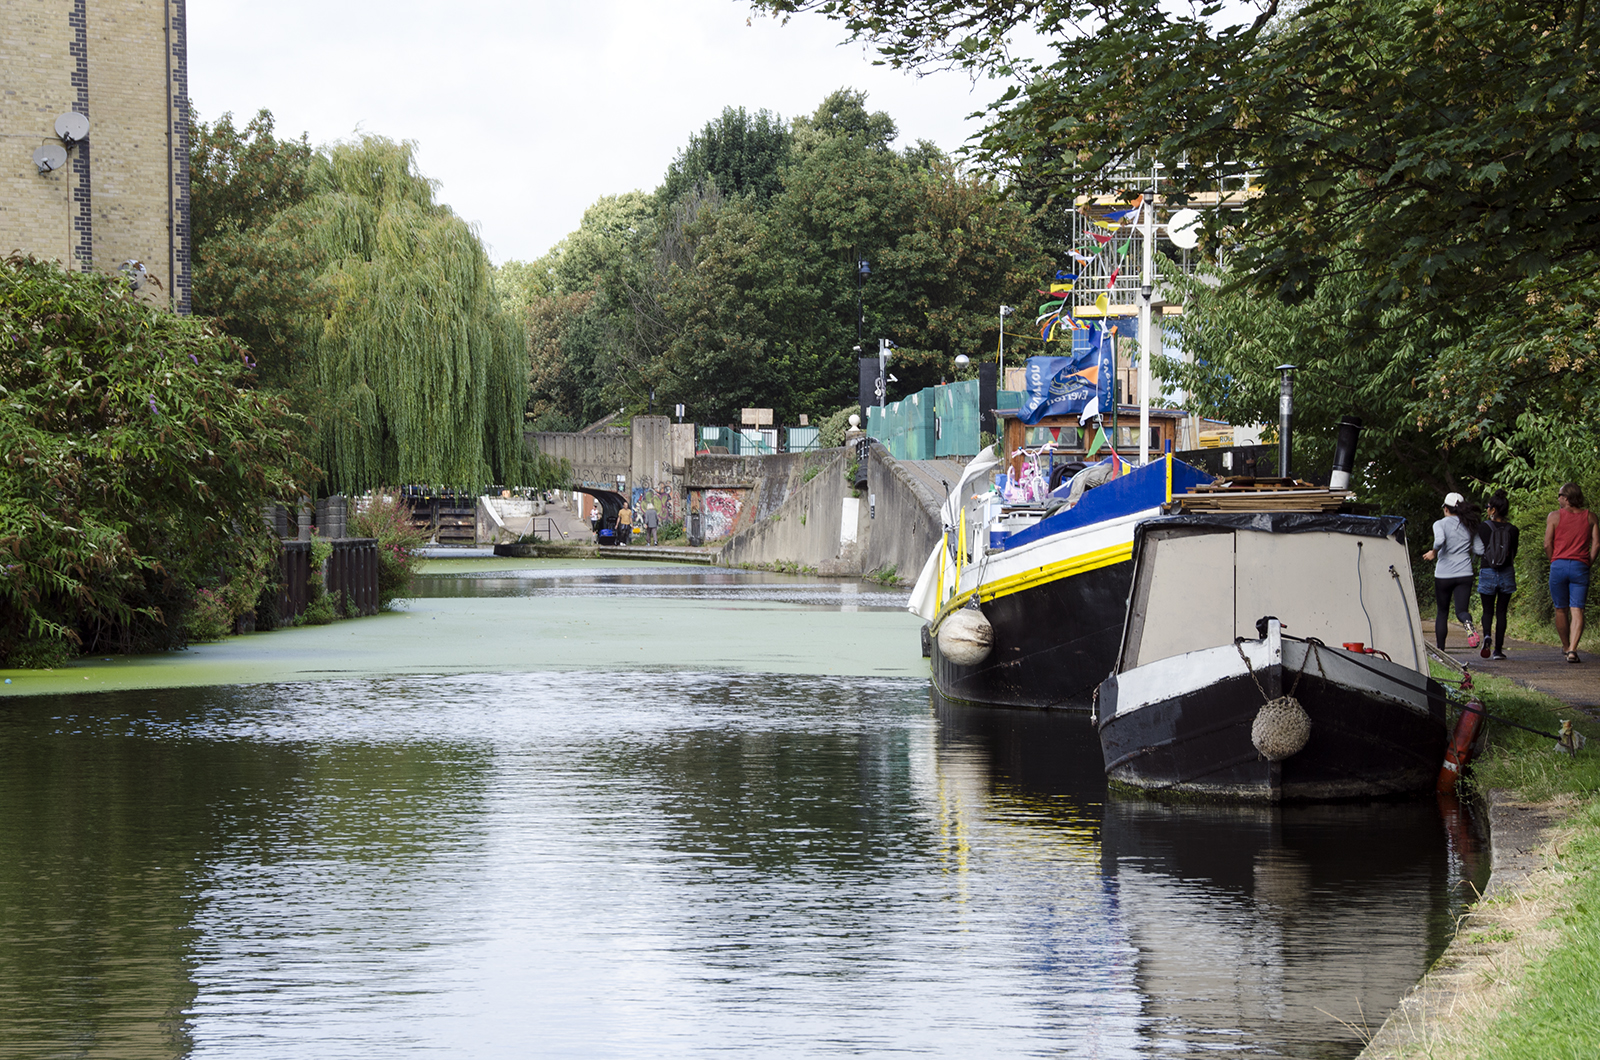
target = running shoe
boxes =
[1480,639,1492,659]
[1465,620,1480,648]
[1491,650,1508,660]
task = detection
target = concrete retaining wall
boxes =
[859,442,944,581]
[718,452,850,570]
[712,443,945,583]
[530,417,696,523]
[686,450,838,543]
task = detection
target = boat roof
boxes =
[1133,510,1407,546]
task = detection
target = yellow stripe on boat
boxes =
[934,540,1133,623]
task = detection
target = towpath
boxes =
[1434,619,1599,714]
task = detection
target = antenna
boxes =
[54,112,90,147]
[33,143,67,174]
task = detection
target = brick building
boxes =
[2,0,190,312]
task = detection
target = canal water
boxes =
[0,563,1488,1058]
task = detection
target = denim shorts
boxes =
[1479,566,1517,596]
[1549,558,1591,610]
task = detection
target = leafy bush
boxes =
[658,519,686,543]
[351,492,427,608]
[298,538,337,625]
[818,405,859,448]
[185,588,234,642]
[0,255,311,666]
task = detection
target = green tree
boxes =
[756,0,1600,306]
[520,90,1050,428]
[1158,258,1495,509]
[759,0,1600,481]
[190,109,327,389]
[291,136,534,492]
[659,106,793,207]
[0,256,313,666]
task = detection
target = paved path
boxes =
[897,459,973,507]
[1432,620,1599,713]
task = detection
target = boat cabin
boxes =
[1119,513,1430,676]
[997,405,1187,485]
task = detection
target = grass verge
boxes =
[1471,798,1600,1059]
[1365,667,1600,1058]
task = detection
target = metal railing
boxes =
[522,517,569,542]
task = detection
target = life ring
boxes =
[1438,701,1485,793]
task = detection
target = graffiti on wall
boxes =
[702,489,741,541]
[630,476,681,522]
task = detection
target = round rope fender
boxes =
[1438,701,1484,793]
[937,608,994,667]
[1251,696,1311,761]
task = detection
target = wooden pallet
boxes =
[1175,479,1351,512]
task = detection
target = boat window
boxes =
[1124,529,1235,668]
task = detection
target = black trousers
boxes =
[1435,576,1474,649]
[1481,591,1511,651]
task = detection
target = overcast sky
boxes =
[188,0,1002,265]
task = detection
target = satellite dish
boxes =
[55,112,90,146]
[1167,208,1202,250]
[33,143,68,174]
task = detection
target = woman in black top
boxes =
[1477,490,1520,659]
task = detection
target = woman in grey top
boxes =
[1422,491,1482,650]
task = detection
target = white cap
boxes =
[1444,491,1465,508]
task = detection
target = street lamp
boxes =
[998,304,1014,376]
[856,260,871,347]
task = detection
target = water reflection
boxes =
[933,695,1489,1059]
[411,565,909,611]
[0,668,1483,1058]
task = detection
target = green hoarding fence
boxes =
[865,381,1027,460]
[699,426,777,455]
[786,426,822,452]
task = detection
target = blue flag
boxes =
[1016,325,1116,425]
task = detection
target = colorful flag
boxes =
[1016,323,1116,424]
[1085,425,1108,458]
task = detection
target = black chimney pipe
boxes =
[1275,364,1297,480]
[1329,415,1364,490]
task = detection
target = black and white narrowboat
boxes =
[1095,511,1449,801]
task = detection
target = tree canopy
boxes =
[503,89,1051,429]
[753,0,1600,503]
[191,117,543,492]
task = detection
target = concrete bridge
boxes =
[527,416,697,522]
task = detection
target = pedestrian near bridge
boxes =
[642,503,660,545]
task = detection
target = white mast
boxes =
[1137,194,1155,466]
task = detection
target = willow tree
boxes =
[294,137,531,492]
